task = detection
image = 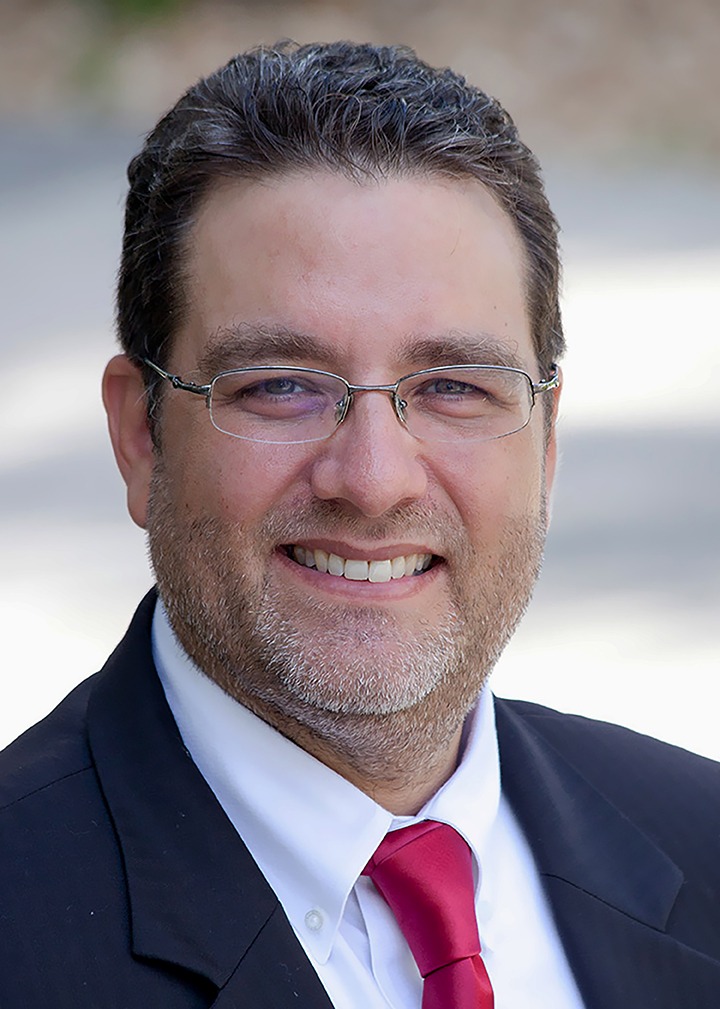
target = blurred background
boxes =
[1,0,718,755]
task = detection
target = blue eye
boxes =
[213,370,338,422]
[249,377,306,397]
[425,378,486,396]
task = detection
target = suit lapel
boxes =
[207,907,335,1009]
[83,596,720,1006]
[87,592,332,1007]
[495,698,720,1008]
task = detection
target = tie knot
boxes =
[363,821,481,977]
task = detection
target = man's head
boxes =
[104,42,564,809]
[116,41,563,392]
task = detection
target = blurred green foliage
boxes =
[96,0,186,22]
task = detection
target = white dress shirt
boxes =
[152,601,585,1008]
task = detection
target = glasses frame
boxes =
[142,358,560,444]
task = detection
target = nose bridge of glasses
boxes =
[341,381,408,427]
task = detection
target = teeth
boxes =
[328,553,345,576]
[369,559,393,583]
[291,547,433,581]
[344,559,369,581]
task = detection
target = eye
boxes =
[413,375,498,407]
[404,368,522,421]
[212,370,340,422]
[424,377,488,396]
[220,373,325,404]
[244,376,307,397]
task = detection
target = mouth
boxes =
[284,545,437,583]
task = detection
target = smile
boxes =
[287,546,435,582]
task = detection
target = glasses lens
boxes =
[398,366,532,441]
[209,368,347,443]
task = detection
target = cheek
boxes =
[436,437,546,532]
[174,436,313,524]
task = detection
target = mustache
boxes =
[257,496,459,547]
[172,495,467,568]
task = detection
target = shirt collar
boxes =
[413,680,501,871]
[152,599,501,964]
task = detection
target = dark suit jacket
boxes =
[2,591,719,1006]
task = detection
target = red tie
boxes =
[363,821,494,1009]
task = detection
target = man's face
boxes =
[111,171,558,773]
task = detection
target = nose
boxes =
[309,390,428,518]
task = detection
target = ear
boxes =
[543,365,563,520]
[102,355,155,529]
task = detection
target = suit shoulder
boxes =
[0,672,99,812]
[496,695,720,804]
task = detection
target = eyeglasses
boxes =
[143,359,559,445]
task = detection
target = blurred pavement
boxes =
[1,122,718,756]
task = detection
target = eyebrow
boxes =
[196,323,530,376]
[196,324,337,376]
[397,332,528,372]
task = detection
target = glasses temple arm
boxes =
[142,358,211,397]
[532,365,560,395]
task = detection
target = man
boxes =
[1,41,718,1008]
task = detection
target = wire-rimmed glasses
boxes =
[143,359,559,445]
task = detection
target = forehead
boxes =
[176,171,534,375]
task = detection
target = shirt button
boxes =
[305,909,324,932]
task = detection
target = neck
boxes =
[341,730,464,815]
[235,691,468,815]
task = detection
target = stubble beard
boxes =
[147,463,547,786]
